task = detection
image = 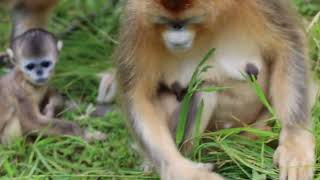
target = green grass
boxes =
[0,0,319,179]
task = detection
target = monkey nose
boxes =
[36,70,43,76]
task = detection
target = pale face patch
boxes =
[162,29,195,53]
[19,56,56,86]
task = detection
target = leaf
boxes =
[252,170,267,180]
[175,94,193,145]
[175,49,216,145]
[197,86,231,93]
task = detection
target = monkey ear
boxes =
[6,48,16,65]
[57,41,63,51]
[6,48,14,59]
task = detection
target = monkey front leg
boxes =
[271,54,315,180]
[128,91,223,180]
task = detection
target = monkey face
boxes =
[150,2,210,54]
[146,0,238,54]
[19,57,56,86]
[154,16,202,53]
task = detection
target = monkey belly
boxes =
[208,77,269,130]
[160,67,269,132]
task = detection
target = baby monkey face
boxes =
[8,29,62,86]
[20,57,56,86]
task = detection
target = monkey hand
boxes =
[84,130,107,142]
[43,106,55,118]
[161,159,224,180]
[273,130,315,180]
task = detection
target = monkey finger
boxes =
[278,153,289,180]
[273,154,280,167]
[298,165,313,180]
[279,164,288,180]
[273,147,282,166]
[288,165,298,180]
[277,151,289,180]
[205,173,224,180]
[194,162,214,171]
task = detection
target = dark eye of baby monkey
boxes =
[41,61,52,68]
[26,63,36,71]
[25,60,52,71]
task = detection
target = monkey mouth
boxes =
[35,78,49,85]
[167,42,193,53]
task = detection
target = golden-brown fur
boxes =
[116,0,315,179]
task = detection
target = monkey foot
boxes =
[91,104,115,117]
[161,159,223,180]
[274,131,315,180]
[84,130,107,142]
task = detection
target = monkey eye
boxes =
[41,61,52,68]
[153,16,171,24]
[25,63,35,70]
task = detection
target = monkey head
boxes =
[146,0,234,53]
[7,29,63,86]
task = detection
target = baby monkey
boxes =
[0,28,106,144]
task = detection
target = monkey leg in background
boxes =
[92,71,118,117]
[0,0,58,68]
[11,0,58,39]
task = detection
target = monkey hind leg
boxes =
[243,79,319,140]
[179,92,218,155]
[96,71,117,104]
[241,109,273,140]
[92,72,117,117]
[19,0,58,11]
[241,77,318,140]
[11,0,58,38]
[37,119,106,142]
[1,117,22,144]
